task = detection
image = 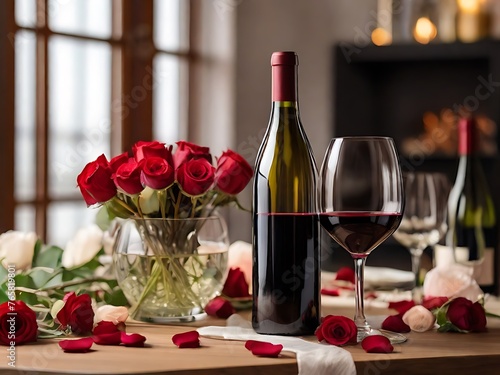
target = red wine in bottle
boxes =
[445,117,497,294]
[252,52,320,335]
[319,212,402,257]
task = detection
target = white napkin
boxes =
[197,315,356,375]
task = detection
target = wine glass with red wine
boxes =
[319,137,405,343]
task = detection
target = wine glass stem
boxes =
[409,248,423,287]
[353,257,370,341]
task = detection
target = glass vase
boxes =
[112,215,229,323]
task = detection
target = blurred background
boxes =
[1,0,499,275]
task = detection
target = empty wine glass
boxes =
[319,137,405,343]
[393,172,449,296]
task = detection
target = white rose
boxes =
[0,231,37,271]
[402,305,436,332]
[139,187,159,215]
[423,264,483,302]
[94,305,129,324]
[62,225,103,269]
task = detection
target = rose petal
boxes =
[204,296,235,319]
[381,314,411,333]
[93,321,124,335]
[422,296,449,310]
[94,305,129,325]
[121,332,147,347]
[93,332,122,345]
[335,267,355,284]
[361,335,394,353]
[172,331,200,348]
[59,337,94,353]
[388,300,416,314]
[469,302,487,332]
[321,288,340,296]
[245,340,283,357]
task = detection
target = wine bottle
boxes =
[446,117,497,294]
[252,51,320,335]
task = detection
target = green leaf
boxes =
[104,289,128,306]
[14,273,37,289]
[32,245,63,269]
[0,288,9,303]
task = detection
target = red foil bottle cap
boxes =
[458,117,476,155]
[271,51,298,102]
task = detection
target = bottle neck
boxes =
[458,118,477,157]
[272,64,298,102]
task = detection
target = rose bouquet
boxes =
[77,141,253,320]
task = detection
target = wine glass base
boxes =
[357,327,407,344]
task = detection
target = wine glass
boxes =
[393,172,449,297]
[319,137,405,343]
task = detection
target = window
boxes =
[1,0,191,246]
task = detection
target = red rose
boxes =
[446,297,487,332]
[381,314,411,333]
[113,159,143,195]
[0,300,38,345]
[140,157,175,190]
[222,268,251,298]
[56,292,94,335]
[176,158,215,196]
[214,150,253,195]
[315,315,357,346]
[77,154,117,205]
[422,296,448,310]
[133,140,173,166]
[109,152,129,172]
[174,141,212,168]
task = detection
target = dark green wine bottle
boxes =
[252,51,320,335]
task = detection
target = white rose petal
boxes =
[0,231,37,271]
[402,305,436,332]
[139,187,160,215]
[62,225,104,269]
[94,305,129,324]
[423,264,483,302]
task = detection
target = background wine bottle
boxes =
[252,51,320,335]
[446,117,497,295]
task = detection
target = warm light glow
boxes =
[371,27,392,46]
[457,0,481,14]
[413,17,437,44]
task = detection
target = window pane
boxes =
[154,0,187,51]
[15,30,36,202]
[14,204,36,233]
[48,36,111,198]
[15,0,36,28]
[47,202,96,247]
[153,54,183,144]
[48,0,112,39]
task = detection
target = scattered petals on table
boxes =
[121,332,146,347]
[172,330,200,348]
[361,335,394,353]
[421,296,448,310]
[388,300,416,315]
[321,288,340,296]
[93,320,125,336]
[93,331,122,345]
[59,337,94,353]
[381,314,411,333]
[335,267,355,284]
[245,340,283,357]
[205,296,235,319]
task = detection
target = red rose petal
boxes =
[121,332,147,347]
[388,300,416,314]
[59,337,94,353]
[422,296,448,310]
[172,330,200,348]
[321,288,340,296]
[93,332,122,345]
[335,267,355,284]
[361,335,394,353]
[222,268,251,298]
[245,340,283,357]
[381,314,411,333]
[93,321,123,335]
[205,296,235,319]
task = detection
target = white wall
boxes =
[229,0,377,242]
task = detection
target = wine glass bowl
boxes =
[393,172,449,291]
[319,137,405,343]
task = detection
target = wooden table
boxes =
[4,298,500,375]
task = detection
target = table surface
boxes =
[4,296,500,375]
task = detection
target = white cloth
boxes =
[197,315,356,375]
